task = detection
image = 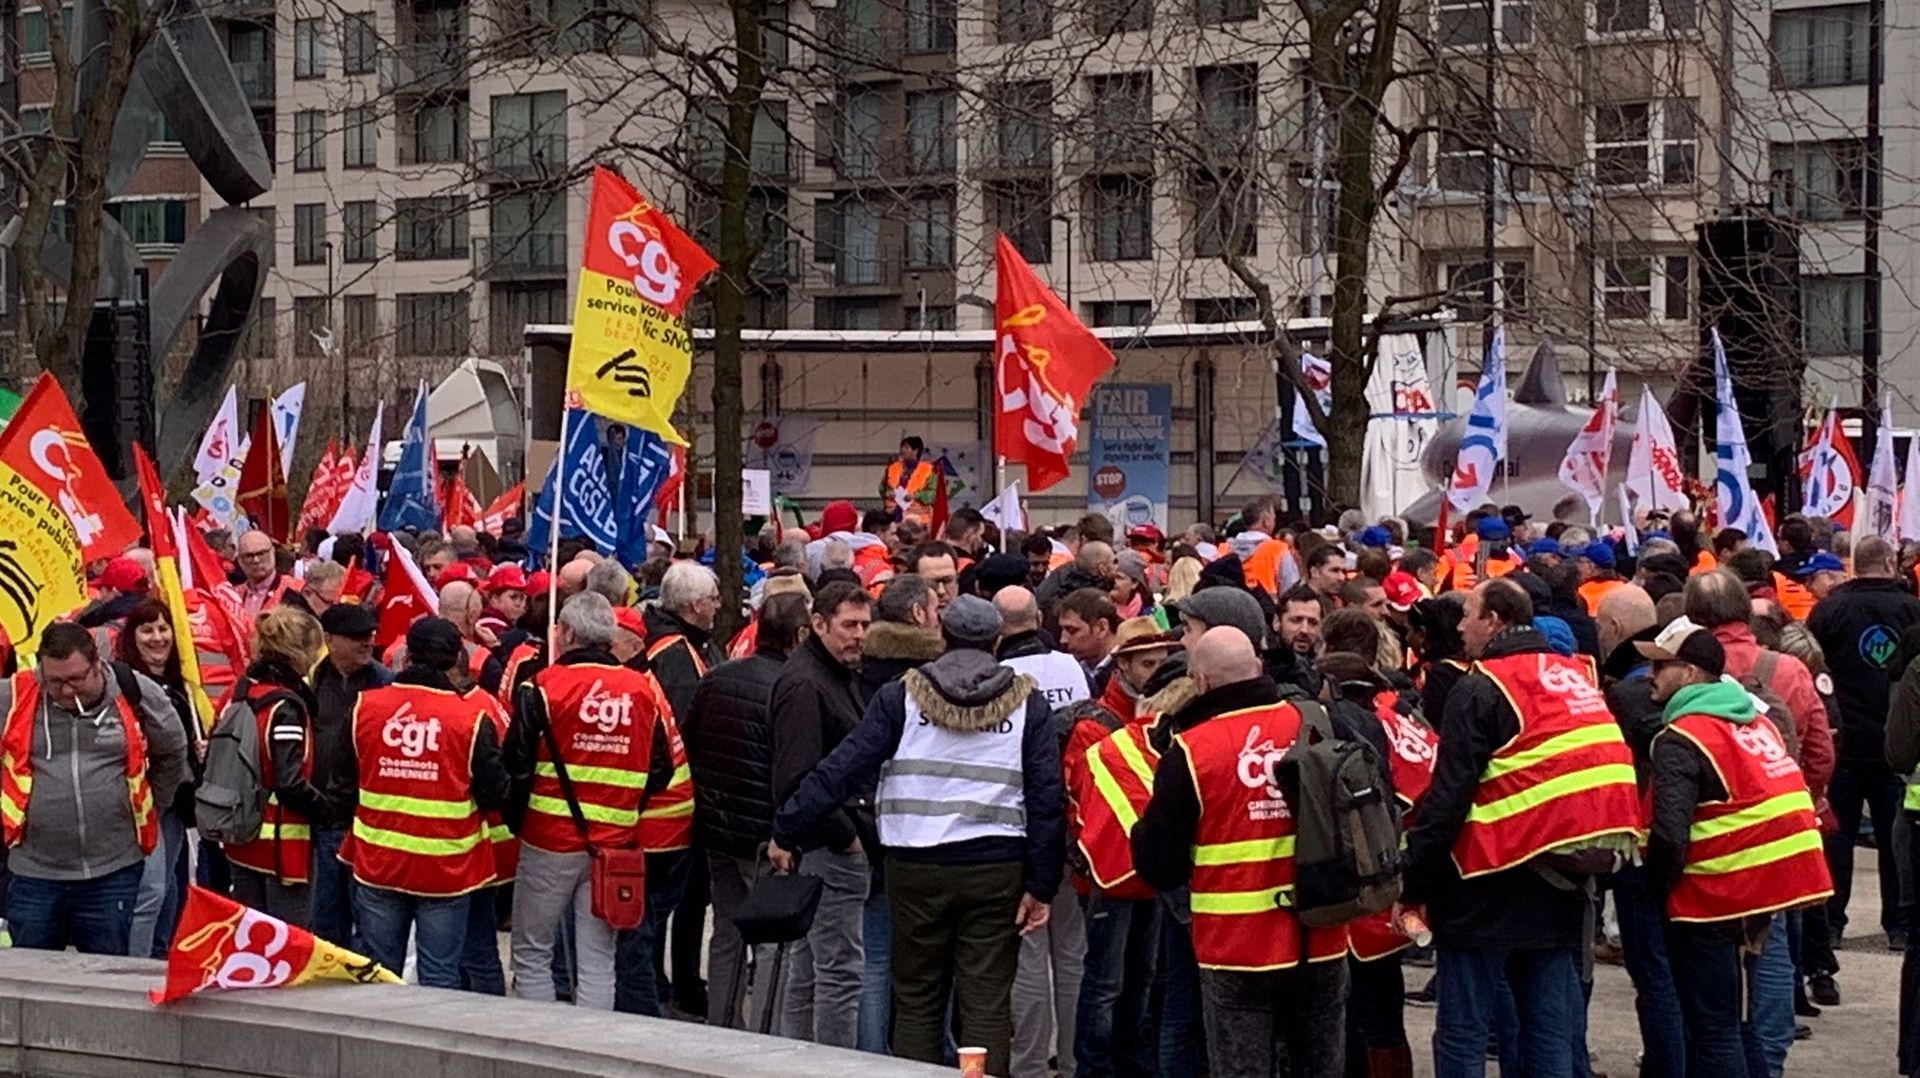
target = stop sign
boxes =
[751,420,779,449]
[1093,465,1127,500]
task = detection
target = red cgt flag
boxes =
[152,886,398,1004]
[296,440,341,537]
[477,482,524,537]
[237,403,289,542]
[0,372,142,563]
[993,234,1114,493]
[375,539,438,650]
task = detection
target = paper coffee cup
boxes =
[958,1046,988,1078]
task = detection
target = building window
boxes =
[294,297,329,357]
[1190,170,1254,257]
[905,194,954,269]
[21,6,71,58]
[1598,255,1687,321]
[1086,300,1152,327]
[245,298,278,359]
[1087,0,1149,34]
[1435,0,1530,47]
[907,304,956,330]
[996,0,1052,42]
[1803,275,1865,355]
[1195,64,1257,148]
[487,190,567,274]
[1088,175,1152,261]
[343,200,377,263]
[20,107,51,134]
[294,17,326,77]
[344,294,378,357]
[1087,72,1153,162]
[343,13,378,73]
[344,106,376,168]
[817,298,885,330]
[904,90,956,175]
[490,282,567,352]
[294,110,325,171]
[905,0,955,51]
[1593,0,1693,36]
[490,90,568,173]
[1773,5,1869,87]
[106,199,188,247]
[396,292,470,355]
[1592,98,1695,187]
[1189,296,1257,322]
[396,197,469,260]
[986,80,1052,170]
[1196,0,1255,23]
[835,88,884,179]
[1435,108,1533,194]
[1772,140,1868,220]
[404,100,467,164]
[990,180,1053,263]
[1441,259,1530,321]
[293,203,326,265]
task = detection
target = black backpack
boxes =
[1273,699,1404,928]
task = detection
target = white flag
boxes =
[1291,352,1333,448]
[327,402,385,534]
[193,385,241,485]
[980,480,1026,532]
[1617,486,1639,554]
[1869,398,1900,541]
[271,383,307,477]
[1558,367,1619,521]
[1901,431,1920,544]
[1626,384,1689,514]
[1710,329,1776,555]
[1446,327,1507,514]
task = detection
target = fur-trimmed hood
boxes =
[863,621,945,663]
[1138,674,1199,720]
[904,649,1036,732]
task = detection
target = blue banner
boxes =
[615,428,674,566]
[527,407,618,559]
[377,381,440,532]
[1087,384,1171,532]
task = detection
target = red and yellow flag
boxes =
[151,886,399,1004]
[993,234,1115,493]
[0,372,142,563]
[135,445,217,732]
[564,166,717,445]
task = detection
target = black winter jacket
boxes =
[771,634,874,854]
[854,622,945,708]
[685,648,789,858]
[1402,628,1592,950]
[1808,577,1920,761]
[309,656,395,825]
[643,606,722,730]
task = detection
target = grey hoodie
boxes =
[4,666,189,881]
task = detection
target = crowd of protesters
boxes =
[9,475,1920,1078]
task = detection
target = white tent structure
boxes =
[381,357,524,488]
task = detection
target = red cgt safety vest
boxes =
[498,641,542,706]
[1452,651,1642,878]
[1661,712,1833,923]
[346,683,496,897]
[1,671,159,856]
[1178,702,1349,972]
[1076,721,1159,900]
[522,662,659,854]
[638,637,698,854]
[224,680,315,884]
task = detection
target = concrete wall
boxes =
[0,952,947,1078]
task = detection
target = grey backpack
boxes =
[195,683,293,845]
[1274,699,1404,928]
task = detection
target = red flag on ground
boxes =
[0,372,143,562]
[237,403,289,542]
[151,886,398,1004]
[476,482,524,537]
[375,540,439,650]
[993,234,1115,493]
[296,440,341,537]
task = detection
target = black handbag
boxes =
[734,858,826,947]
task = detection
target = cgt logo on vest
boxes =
[1732,720,1800,781]
[1235,724,1293,821]
[580,681,635,734]
[381,702,442,758]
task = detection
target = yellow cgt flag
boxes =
[152,886,402,1003]
[565,166,718,445]
[0,460,89,664]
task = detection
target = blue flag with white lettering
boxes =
[377,381,440,532]
[614,428,674,566]
[528,408,618,560]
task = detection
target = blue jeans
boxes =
[6,861,144,954]
[1664,920,1757,1077]
[1075,894,1159,1078]
[614,849,689,1015]
[1432,945,1581,1078]
[1746,913,1794,1078]
[308,827,357,949]
[1157,890,1206,1078]
[461,885,506,995]
[1613,866,1686,1078]
[130,813,187,958]
[857,888,893,1054]
[353,884,471,989]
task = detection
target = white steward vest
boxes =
[876,683,1031,848]
[1001,651,1090,711]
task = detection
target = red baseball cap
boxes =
[1127,524,1165,545]
[1382,571,1425,612]
[437,562,476,585]
[527,570,552,596]
[485,564,530,594]
[99,557,149,592]
[613,606,647,638]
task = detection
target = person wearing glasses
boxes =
[908,541,961,619]
[230,530,298,623]
[1,621,189,955]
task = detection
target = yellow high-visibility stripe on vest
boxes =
[533,760,648,789]
[1189,884,1296,914]
[1686,829,1825,876]
[527,793,639,826]
[1480,725,1627,782]
[256,821,312,841]
[358,790,479,820]
[352,819,487,858]
[1194,835,1297,866]
[1466,764,1639,825]
[1688,790,1815,842]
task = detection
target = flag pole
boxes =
[546,406,569,642]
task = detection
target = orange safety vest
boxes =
[639,637,696,853]
[1773,573,1816,621]
[0,671,159,856]
[522,661,659,853]
[1578,577,1627,617]
[1452,652,1642,878]
[1076,721,1159,898]
[885,460,936,520]
[225,680,315,884]
[1660,712,1834,923]
[499,641,542,706]
[1690,550,1717,576]
[346,683,496,897]
[1178,701,1350,971]
[1242,537,1291,597]
[481,702,518,882]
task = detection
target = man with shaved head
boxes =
[1131,625,1351,1076]
[557,557,594,601]
[233,528,295,621]
[996,585,1090,709]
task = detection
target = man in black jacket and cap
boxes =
[307,602,394,948]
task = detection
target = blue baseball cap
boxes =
[1581,541,1616,570]
[1528,537,1563,558]
[1476,517,1511,542]
[1358,525,1393,549]
[1794,552,1846,579]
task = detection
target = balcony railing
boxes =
[231,59,275,103]
[1065,127,1153,171]
[970,129,1053,175]
[828,252,900,288]
[382,38,468,91]
[821,21,902,72]
[687,134,797,183]
[475,133,568,180]
[397,134,468,166]
[475,232,569,279]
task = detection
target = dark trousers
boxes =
[1075,893,1159,1078]
[669,846,710,1013]
[1664,920,1760,1078]
[308,827,356,949]
[353,885,469,989]
[6,861,143,954]
[1345,953,1408,1076]
[1432,945,1581,1078]
[888,856,1025,1076]
[1827,758,1908,937]
[461,884,507,995]
[1614,865,1687,1078]
[227,864,310,927]
[614,848,689,1015]
[1199,959,1350,1078]
[1156,890,1207,1078]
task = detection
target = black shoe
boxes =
[1891,930,1909,953]
[1795,1023,1813,1041]
[1812,973,1842,1006]
[1795,991,1822,1018]
[1405,978,1437,1007]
